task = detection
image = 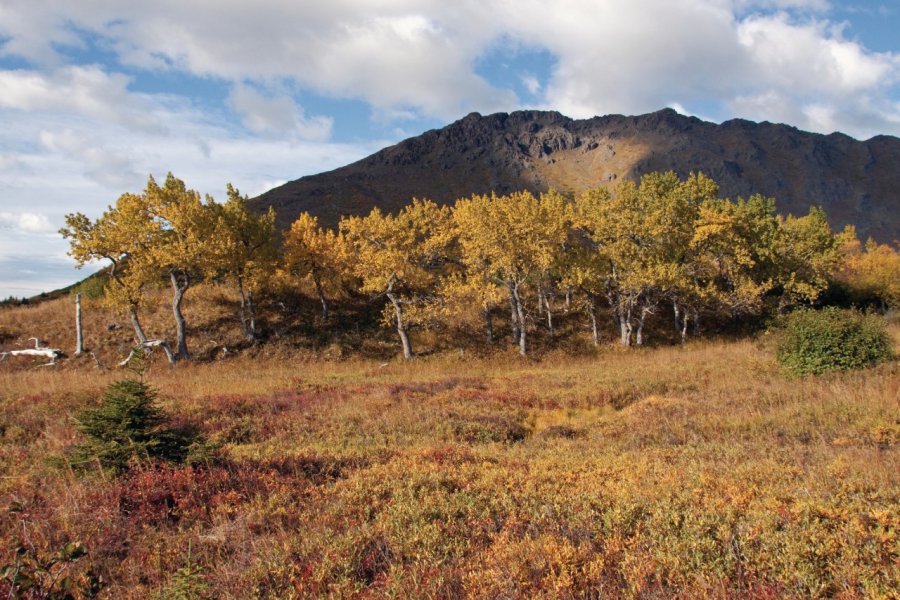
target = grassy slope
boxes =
[0,296,898,598]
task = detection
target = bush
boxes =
[72,379,199,474]
[776,308,892,376]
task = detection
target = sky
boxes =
[1,0,899,298]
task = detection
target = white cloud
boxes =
[520,73,541,96]
[1,1,897,137]
[0,66,166,133]
[228,84,332,140]
[0,211,55,233]
[736,14,894,93]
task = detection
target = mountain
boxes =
[252,109,900,243]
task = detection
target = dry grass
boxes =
[1,295,898,598]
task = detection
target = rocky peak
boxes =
[252,109,900,243]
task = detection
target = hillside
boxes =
[253,109,900,242]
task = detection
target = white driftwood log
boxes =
[0,338,63,365]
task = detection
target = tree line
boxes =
[60,171,899,360]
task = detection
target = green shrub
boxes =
[72,379,198,474]
[776,308,892,376]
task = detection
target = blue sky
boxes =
[1,0,899,298]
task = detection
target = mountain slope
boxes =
[252,109,900,242]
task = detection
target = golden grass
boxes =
[1,295,898,598]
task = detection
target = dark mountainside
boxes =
[252,109,900,243]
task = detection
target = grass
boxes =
[0,293,898,598]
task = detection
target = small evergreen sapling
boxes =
[72,358,199,473]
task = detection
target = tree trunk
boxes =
[680,311,689,344]
[246,290,257,342]
[588,296,599,346]
[129,306,149,346]
[484,307,494,344]
[544,293,554,335]
[673,300,681,332]
[236,276,255,342]
[170,270,190,360]
[508,283,520,344]
[313,272,328,320]
[636,306,652,346]
[565,288,572,311]
[511,281,527,357]
[75,293,84,356]
[619,306,632,347]
[386,291,413,360]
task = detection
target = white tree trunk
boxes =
[588,296,599,346]
[386,291,413,360]
[118,339,176,366]
[0,338,62,364]
[508,284,520,344]
[544,293,554,335]
[511,281,527,357]
[75,293,84,356]
[129,307,149,345]
[619,306,633,347]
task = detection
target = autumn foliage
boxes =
[56,170,894,362]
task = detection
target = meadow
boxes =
[0,293,898,599]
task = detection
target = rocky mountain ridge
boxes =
[252,109,900,243]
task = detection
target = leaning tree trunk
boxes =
[313,272,328,320]
[386,291,413,360]
[170,270,190,360]
[128,306,149,346]
[544,293,554,335]
[484,306,494,344]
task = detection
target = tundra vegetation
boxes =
[0,171,897,598]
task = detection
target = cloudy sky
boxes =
[1,0,899,298]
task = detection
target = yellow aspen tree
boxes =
[586,172,698,346]
[209,184,277,342]
[835,227,900,311]
[772,206,840,312]
[61,192,160,346]
[678,196,775,341]
[534,190,571,336]
[435,272,505,344]
[144,173,218,360]
[453,191,567,356]
[282,212,350,321]
[341,199,452,359]
[568,187,614,346]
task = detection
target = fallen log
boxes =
[0,346,64,366]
